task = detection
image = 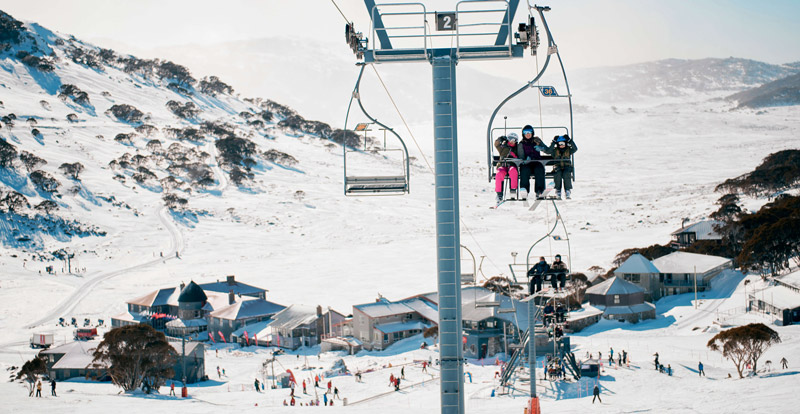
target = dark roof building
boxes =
[585,276,656,323]
[198,275,266,300]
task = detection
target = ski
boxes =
[528,189,553,211]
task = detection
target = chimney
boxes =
[229,290,235,305]
[316,305,323,317]
[180,282,186,290]
[227,275,236,286]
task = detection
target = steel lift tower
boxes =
[344,2,546,413]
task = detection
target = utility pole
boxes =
[694,265,698,309]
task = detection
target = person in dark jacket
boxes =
[592,384,601,403]
[493,133,520,204]
[527,257,549,294]
[516,125,547,200]
[541,134,577,199]
[550,254,568,290]
[698,361,705,376]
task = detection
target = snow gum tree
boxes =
[707,323,781,378]
[15,355,47,396]
[91,324,177,392]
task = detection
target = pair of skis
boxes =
[491,188,563,210]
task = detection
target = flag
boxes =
[244,331,250,346]
[208,331,216,343]
[219,331,226,343]
[254,334,258,347]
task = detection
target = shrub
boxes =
[0,139,18,167]
[0,190,29,212]
[19,151,46,171]
[114,133,134,145]
[165,100,201,119]
[107,104,144,124]
[146,139,163,154]
[30,170,60,193]
[58,84,91,105]
[34,200,59,214]
[199,75,234,96]
[15,51,55,72]
[216,136,256,167]
[66,113,78,122]
[31,128,40,137]
[263,149,298,166]
[157,61,196,87]
[164,127,204,142]
[134,124,158,137]
[162,193,188,210]
[716,150,800,196]
[59,162,84,180]
[66,47,102,70]
[228,165,254,185]
[200,120,236,138]
[0,11,25,49]
[132,166,157,183]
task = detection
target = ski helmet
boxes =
[556,135,568,143]
[522,125,534,136]
[507,132,519,142]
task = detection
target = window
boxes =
[614,295,620,304]
[625,274,640,283]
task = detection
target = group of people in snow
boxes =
[493,125,577,203]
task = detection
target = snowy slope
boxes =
[0,11,799,414]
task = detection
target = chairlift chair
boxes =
[485,4,576,195]
[342,64,410,196]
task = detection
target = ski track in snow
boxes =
[21,206,182,330]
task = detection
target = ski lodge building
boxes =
[670,220,724,249]
[749,270,800,326]
[351,296,438,351]
[228,304,347,349]
[615,252,733,301]
[585,276,656,322]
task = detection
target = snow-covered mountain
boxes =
[571,57,800,103]
[727,72,800,109]
[1,9,799,323]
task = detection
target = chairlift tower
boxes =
[345,2,545,413]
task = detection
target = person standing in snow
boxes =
[50,379,56,397]
[254,378,260,392]
[493,133,520,204]
[592,384,601,403]
[169,381,175,396]
[622,350,627,365]
[401,366,405,379]
[698,361,705,376]
[654,353,659,370]
[609,348,614,364]
[540,134,577,199]
[35,380,42,397]
[334,387,340,399]
[780,357,788,369]
[516,125,547,200]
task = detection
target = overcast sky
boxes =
[3,0,800,69]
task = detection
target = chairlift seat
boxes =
[345,175,408,195]
[497,308,517,314]
[491,156,572,180]
[474,301,501,308]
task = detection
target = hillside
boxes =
[571,57,800,103]
[727,72,800,109]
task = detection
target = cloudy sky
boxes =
[3,0,799,68]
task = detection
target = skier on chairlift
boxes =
[541,134,577,199]
[493,132,520,204]
[517,125,547,200]
[528,256,549,294]
[551,254,568,291]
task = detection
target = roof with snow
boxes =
[231,320,273,338]
[110,310,148,324]
[586,276,645,296]
[127,287,179,307]
[209,298,285,320]
[166,318,208,328]
[198,278,266,296]
[375,320,430,334]
[750,285,800,310]
[262,304,320,331]
[671,220,724,239]
[40,341,106,370]
[652,251,731,274]
[615,253,660,274]
[354,297,436,320]
[776,269,800,290]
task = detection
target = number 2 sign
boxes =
[436,12,456,31]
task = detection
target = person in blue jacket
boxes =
[527,256,549,294]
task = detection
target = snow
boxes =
[585,276,645,296]
[652,251,733,274]
[615,253,660,274]
[0,11,799,414]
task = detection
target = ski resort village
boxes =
[1,1,800,413]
